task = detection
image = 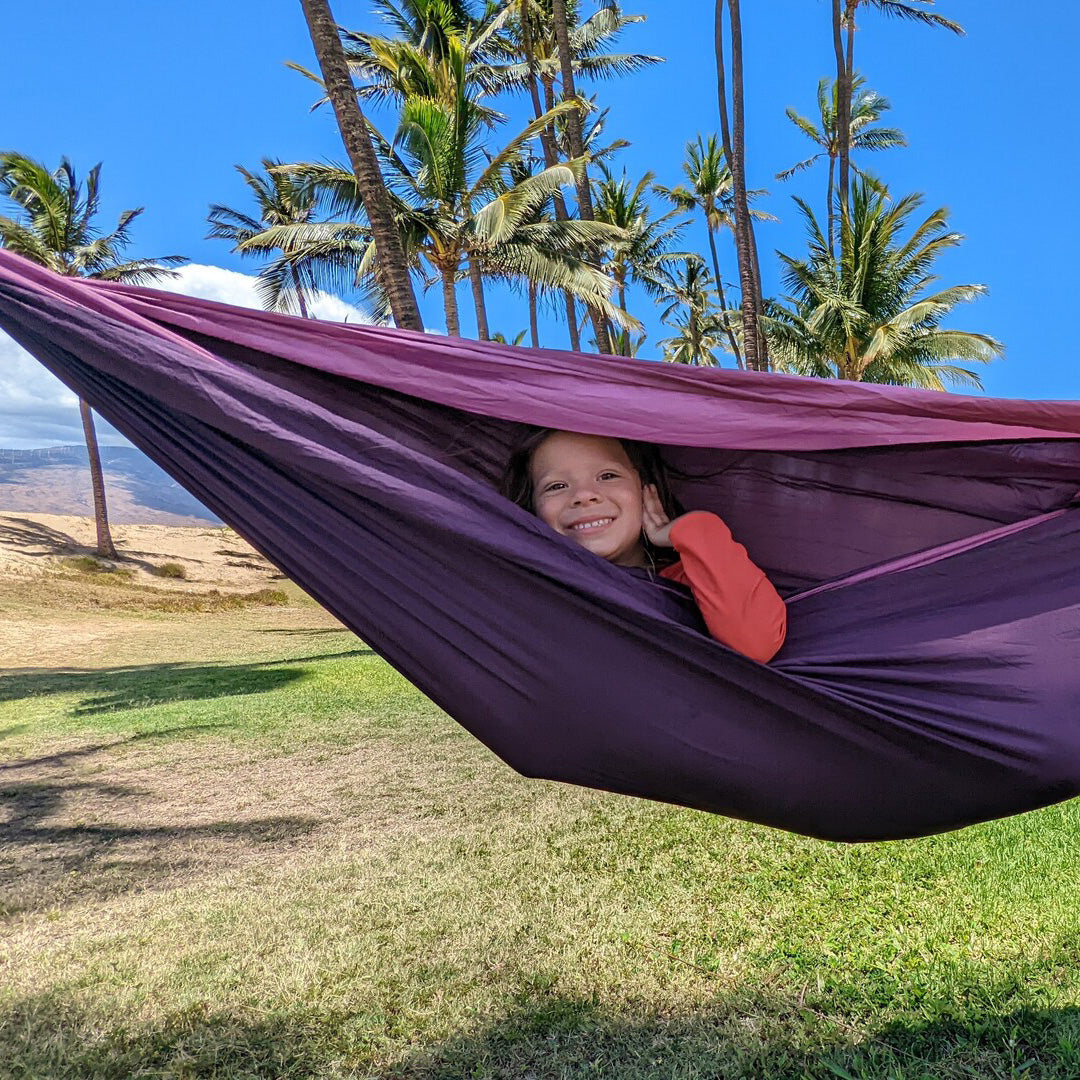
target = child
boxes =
[501,429,787,664]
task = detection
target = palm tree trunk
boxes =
[539,78,583,352]
[467,255,489,340]
[292,265,311,319]
[833,0,851,225]
[564,293,581,351]
[528,281,539,348]
[80,399,116,559]
[706,224,744,369]
[690,309,701,365]
[747,211,769,371]
[715,0,764,371]
[441,266,461,337]
[827,153,837,257]
[617,281,631,356]
[550,0,612,355]
[300,0,423,332]
[522,2,573,349]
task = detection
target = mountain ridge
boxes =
[0,445,219,524]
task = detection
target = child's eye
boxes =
[599,471,620,480]
[541,481,566,493]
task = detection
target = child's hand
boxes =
[642,484,675,547]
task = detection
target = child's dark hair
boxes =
[499,427,685,564]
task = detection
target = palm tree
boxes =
[550,0,617,353]
[833,1,961,223]
[506,0,658,348]
[658,257,727,367]
[207,160,370,318]
[656,135,775,370]
[294,35,627,340]
[592,166,692,354]
[0,153,185,558]
[336,0,511,106]
[777,75,905,253]
[485,151,626,348]
[768,182,1002,388]
[714,0,767,370]
[299,0,424,331]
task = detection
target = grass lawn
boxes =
[2,570,1080,1078]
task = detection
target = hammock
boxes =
[2,249,1079,843]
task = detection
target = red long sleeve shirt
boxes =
[659,511,787,664]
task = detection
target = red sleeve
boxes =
[659,511,787,663]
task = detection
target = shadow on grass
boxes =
[0,749,323,917]
[0,650,373,713]
[0,995,1078,1079]
[1,725,231,771]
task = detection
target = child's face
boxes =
[529,431,647,567]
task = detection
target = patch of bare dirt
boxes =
[0,734,481,923]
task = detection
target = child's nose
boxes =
[571,485,601,504]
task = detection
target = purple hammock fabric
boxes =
[2,248,1080,842]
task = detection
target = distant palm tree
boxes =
[769,182,1002,388]
[208,160,370,318]
[592,166,692,354]
[299,0,424,331]
[656,134,775,370]
[777,75,905,253]
[658,257,727,367]
[0,153,185,558]
[833,1,961,222]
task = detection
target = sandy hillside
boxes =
[0,511,282,592]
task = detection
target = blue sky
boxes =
[2,1,1077,446]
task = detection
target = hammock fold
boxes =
[2,249,1079,842]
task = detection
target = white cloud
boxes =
[0,264,373,448]
[154,263,374,325]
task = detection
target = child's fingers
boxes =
[644,484,668,524]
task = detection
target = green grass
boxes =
[148,561,187,579]
[3,597,1080,1078]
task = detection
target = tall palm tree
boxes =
[658,257,727,367]
[833,1,961,222]
[714,0,767,370]
[300,0,424,331]
[550,0,615,353]
[777,75,905,253]
[768,182,1002,388]
[207,160,370,318]
[0,153,185,558]
[592,166,692,354]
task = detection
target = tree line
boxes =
[0,0,1002,556]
